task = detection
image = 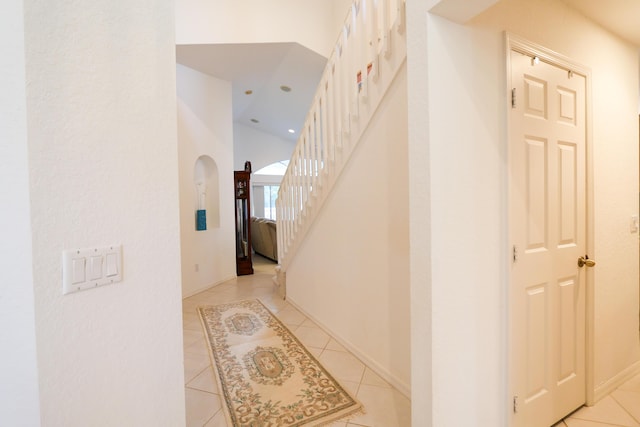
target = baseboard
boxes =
[592,359,640,404]
[286,296,411,399]
[181,274,237,299]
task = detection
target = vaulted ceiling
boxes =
[561,0,640,46]
[176,0,640,145]
[176,42,326,143]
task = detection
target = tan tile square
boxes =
[185,388,221,427]
[185,337,210,356]
[275,305,307,326]
[203,410,227,427]
[339,380,360,397]
[325,338,347,352]
[569,396,640,426]
[319,349,365,384]
[294,325,331,349]
[182,300,200,312]
[361,368,391,388]
[198,293,237,305]
[612,390,640,422]
[183,314,203,332]
[564,418,622,426]
[259,295,288,313]
[183,306,199,316]
[299,317,319,328]
[186,365,219,394]
[306,345,324,358]
[183,329,205,348]
[184,352,211,384]
[348,384,411,427]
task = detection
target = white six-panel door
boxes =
[509,48,588,427]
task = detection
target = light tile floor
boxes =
[182,255,411,427]
[554,373,640,427]
[184,257,640,427]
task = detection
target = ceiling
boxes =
[177,42,327,142]
[175,0,640,144]
[561,0,640,46]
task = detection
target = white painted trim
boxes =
[286,295,411,399]
[593,359,640,403]
[277,1,408,273]
[429,0,499,24]
[507,33,591,77]
[505,31,595,412]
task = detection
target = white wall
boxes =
[286,66,411,393]
[408,0,640,424]
[0,0,41,424]
[175,0,352,57]
[426,15,508,426]
[406,1,433,424]
[234,124,296,218]
[177,64,236,297]
[20,1,185,425]
[233,123,296,173]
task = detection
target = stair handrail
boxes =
[276,0,406,271]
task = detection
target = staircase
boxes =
[276,0,407,289]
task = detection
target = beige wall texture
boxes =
[1,0,186,425]
[177,64,237,298]
[175,0,352,58]
[286,65,411,394]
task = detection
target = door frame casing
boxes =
[505,32,596,412]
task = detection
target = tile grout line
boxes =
[610,391,640,424]
[201,407,221,427]
[183,272,408,427]
[185,364,210,386]
[568,413,637,427]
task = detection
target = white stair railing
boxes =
[276,0,406,271]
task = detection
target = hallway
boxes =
[182,257,640,427]
[181,255,411,426]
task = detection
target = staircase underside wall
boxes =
[285,64,410,394]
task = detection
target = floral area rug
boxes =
[198,299,363,426]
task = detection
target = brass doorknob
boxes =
[578,256,596,268]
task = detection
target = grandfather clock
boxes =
[234,161,253,275]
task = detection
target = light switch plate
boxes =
[89,256,103,280]
[72,258,86,284]
[63,245,122,295]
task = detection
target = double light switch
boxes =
[63,245,122,295]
